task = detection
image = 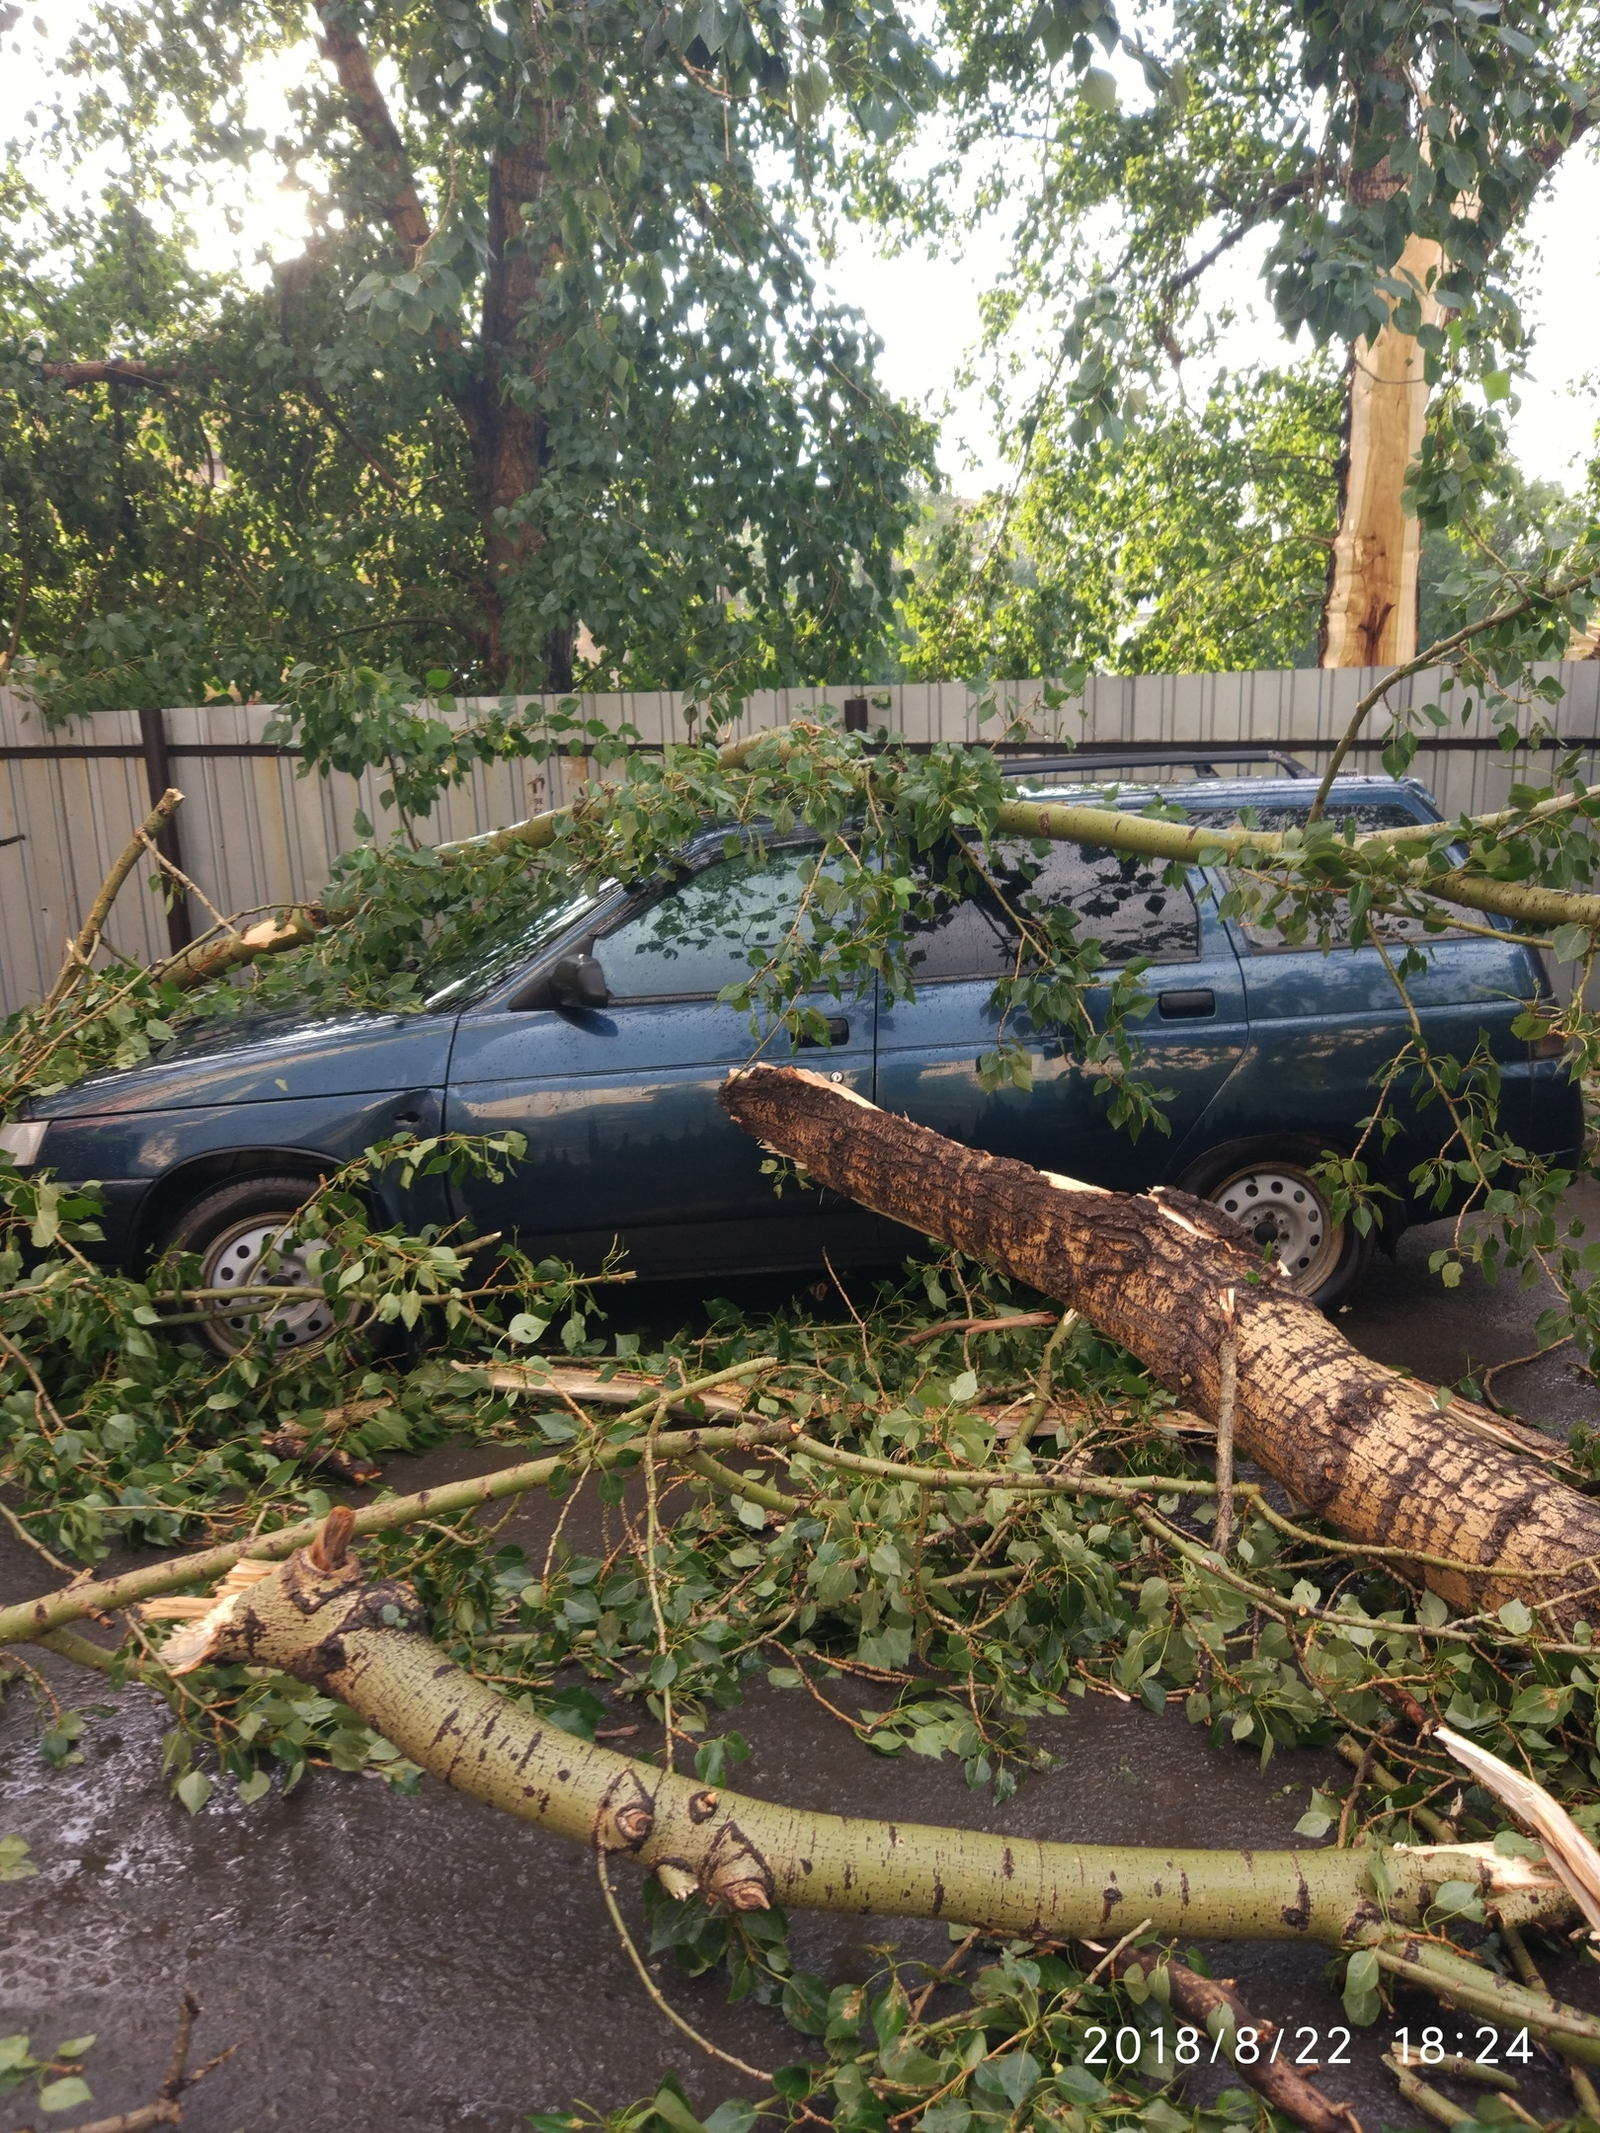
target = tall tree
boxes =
[869,0,1597,670]
[0,0,936,710]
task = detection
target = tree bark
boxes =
[311,6,571,690]
[718,1067,1600,1624]
[473,131,571,693]
[188,1514,1570,1954]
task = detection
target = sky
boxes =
[820,145,1600,497]
[7,4,1599,505]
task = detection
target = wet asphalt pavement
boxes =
[5,1195,1600,2133]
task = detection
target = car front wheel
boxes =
[162,1175,344,1358]
[1182,1149,1375,1312]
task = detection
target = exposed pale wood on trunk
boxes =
[1322,231,1442,668]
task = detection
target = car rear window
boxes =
[1179,800,1424,833]
[1177,799,1471,950]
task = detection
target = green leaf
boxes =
[38,2077,93,2113]
[0,1835,38,1882]
[1342,1946,1381,2026]
[175,1770,212,1815]
[237,1769,272,1805]
[1498,1598,1534,1636]
[920,2104,970,2133]
[773,2063,820,2100]
[704,2106,756,2133]
[1552,924,1591,963]
[1294,1789,1337,1838]
[982,2050,1039,2108]
[945,1369,978,1405]
[1431,1880,1486,1921]
[649,2082,707,2133]
[1055,2066,1110,2104]
[54,2036,95,2059]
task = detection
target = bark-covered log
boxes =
[188,1514,1569,1954]
[718,1067,1600,1622]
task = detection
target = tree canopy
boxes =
[4,0,1597,725]
[1,0,937,712]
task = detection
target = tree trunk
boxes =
[718,1068,1600,1624]
[1320,231,1442,668]
[191,1514,1570,1955]
[313,3,571,692]
[470,131,573,694]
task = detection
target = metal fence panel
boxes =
[4,666,1598,1019]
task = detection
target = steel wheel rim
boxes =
[1208,1164,1342,1293]
[199,1215,336,1355]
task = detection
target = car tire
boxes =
[1176,1144,1376,1313]
[162,1175,348,1359]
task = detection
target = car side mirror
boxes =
[550,952,610,1009]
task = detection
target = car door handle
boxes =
[1157,988,1215,1019]
[799,1017,850,1047]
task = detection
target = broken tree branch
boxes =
[42,789,184,1014]
[35,360,176,391]
[38,1990,233,2133]
[1111,1948,1360,2133]
[150,905,326,991]
[162,1512,1575,1950]
[0,1384,791,1652]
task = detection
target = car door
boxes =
[1204,894,1540,1193]
[443,840,879,1276]
[873,838,1249,1193]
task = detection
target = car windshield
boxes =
[419,880,614,1010]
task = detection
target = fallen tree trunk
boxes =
[719,1067,1600,1623]
[181,1510,1568,1955]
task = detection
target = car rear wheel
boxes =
[1181,1148,1375,1312]
[163,1176,345,1358]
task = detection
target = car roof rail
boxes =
[992,742,1315,779]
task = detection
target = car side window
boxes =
[1229,891,1466,953]
[907,841,1200,981]
[598,845,824,1000]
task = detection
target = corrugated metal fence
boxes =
[4,663,1600,1020]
